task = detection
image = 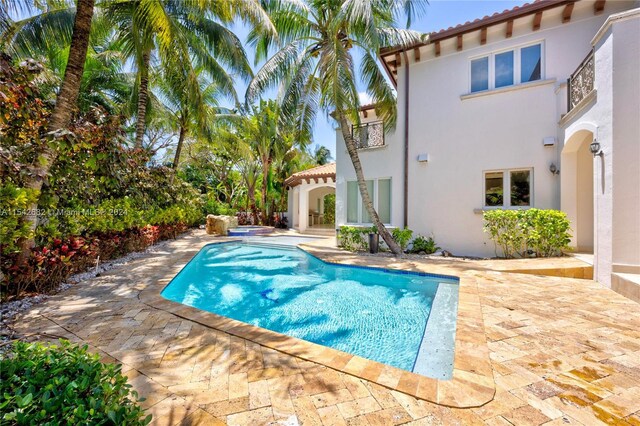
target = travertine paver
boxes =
[13,230,640,426]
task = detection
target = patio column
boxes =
[299,188,309,232]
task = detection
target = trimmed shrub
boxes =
[409,235,440,254]
[0,340,151,425]
[483,209,572,258]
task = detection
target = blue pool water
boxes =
[161,243,459,375]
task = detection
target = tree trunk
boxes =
[338,114,402,255]
[134,48,151,149]
[18,0,95,259]
[172,125,186,170]
[247,183,258,225]
[261,158,270,224]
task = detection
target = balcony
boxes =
[352,121,384,149]
[567,49,595,112]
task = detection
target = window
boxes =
[470,43,542,93]
[377,178,391,224]
[484,169,532,208]
[471,57,489,92]
[485,172,504,206]
[521,44,541,83]
[510,170,531,206]
[346,178,392,224]
[347,181,358,223]
[495,51,514,88]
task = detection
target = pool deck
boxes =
[13,230,640,425]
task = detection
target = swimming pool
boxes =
[161,243,459,379]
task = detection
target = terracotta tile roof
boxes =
[285,163,336,188]
[428,0,572,42]
[378,0,574,86]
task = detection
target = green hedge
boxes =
[0,185,39,253]
[0,340,151,425]
[483,209,572,258]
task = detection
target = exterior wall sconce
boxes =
[549,163,560,175]
[590,140,603,157]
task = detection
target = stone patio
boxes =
[13,230,640,425]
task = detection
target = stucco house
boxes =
[334,0,640,296]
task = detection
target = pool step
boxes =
[298,227,336,236]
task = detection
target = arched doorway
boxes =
[561,128,594,252]
[285,163,336,235]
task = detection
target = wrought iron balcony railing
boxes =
[567,49,595,112]
[351,121,384,149]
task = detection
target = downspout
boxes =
[402,51,410,228]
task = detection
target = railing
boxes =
[567,49,595,112]
[352,121,384,149]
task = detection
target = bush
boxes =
[0,340,151,425]
[409,235,440,254]
[0,185,39,254]
[483,209,571,258]
[203,194,236,216]
[337,226,369,251]
[392,227,413,253]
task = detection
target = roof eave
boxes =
[378,0,574,86]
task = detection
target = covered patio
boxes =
[285,163,336,234]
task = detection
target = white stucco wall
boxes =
[560,7,640,285]
[611,13,640,272]
[335,108,406,229]
[337,1,634,257]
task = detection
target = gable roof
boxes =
[380,0,576,85]
[285,163,336,188]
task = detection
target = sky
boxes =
[229,0,528,159]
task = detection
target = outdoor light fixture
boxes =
[549,163,560,175]
[590,140,603,157]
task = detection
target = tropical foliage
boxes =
[0,340,151,425]
[483,209,572,258]
[1,0,425,297]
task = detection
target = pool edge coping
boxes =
[139,239,496,408]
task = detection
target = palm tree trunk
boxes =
[134,48,151,149]
[248,182,258,224]
[18,0,95,260]
[172,125,186,170]
[338,114,402,255]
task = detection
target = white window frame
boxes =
[483,168,534,209]
[469,41,545,93]
[346,177,392,225]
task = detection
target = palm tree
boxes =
[246,0,425,254]
[7,0,96,257]
[312,145,332,165]
[152,65,229,170]
[2,0,274,149]
[105,0,273,149]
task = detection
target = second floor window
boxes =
[470,42,543,93]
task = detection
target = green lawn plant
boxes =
[0,340,151,425]
[483,209,571,258]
